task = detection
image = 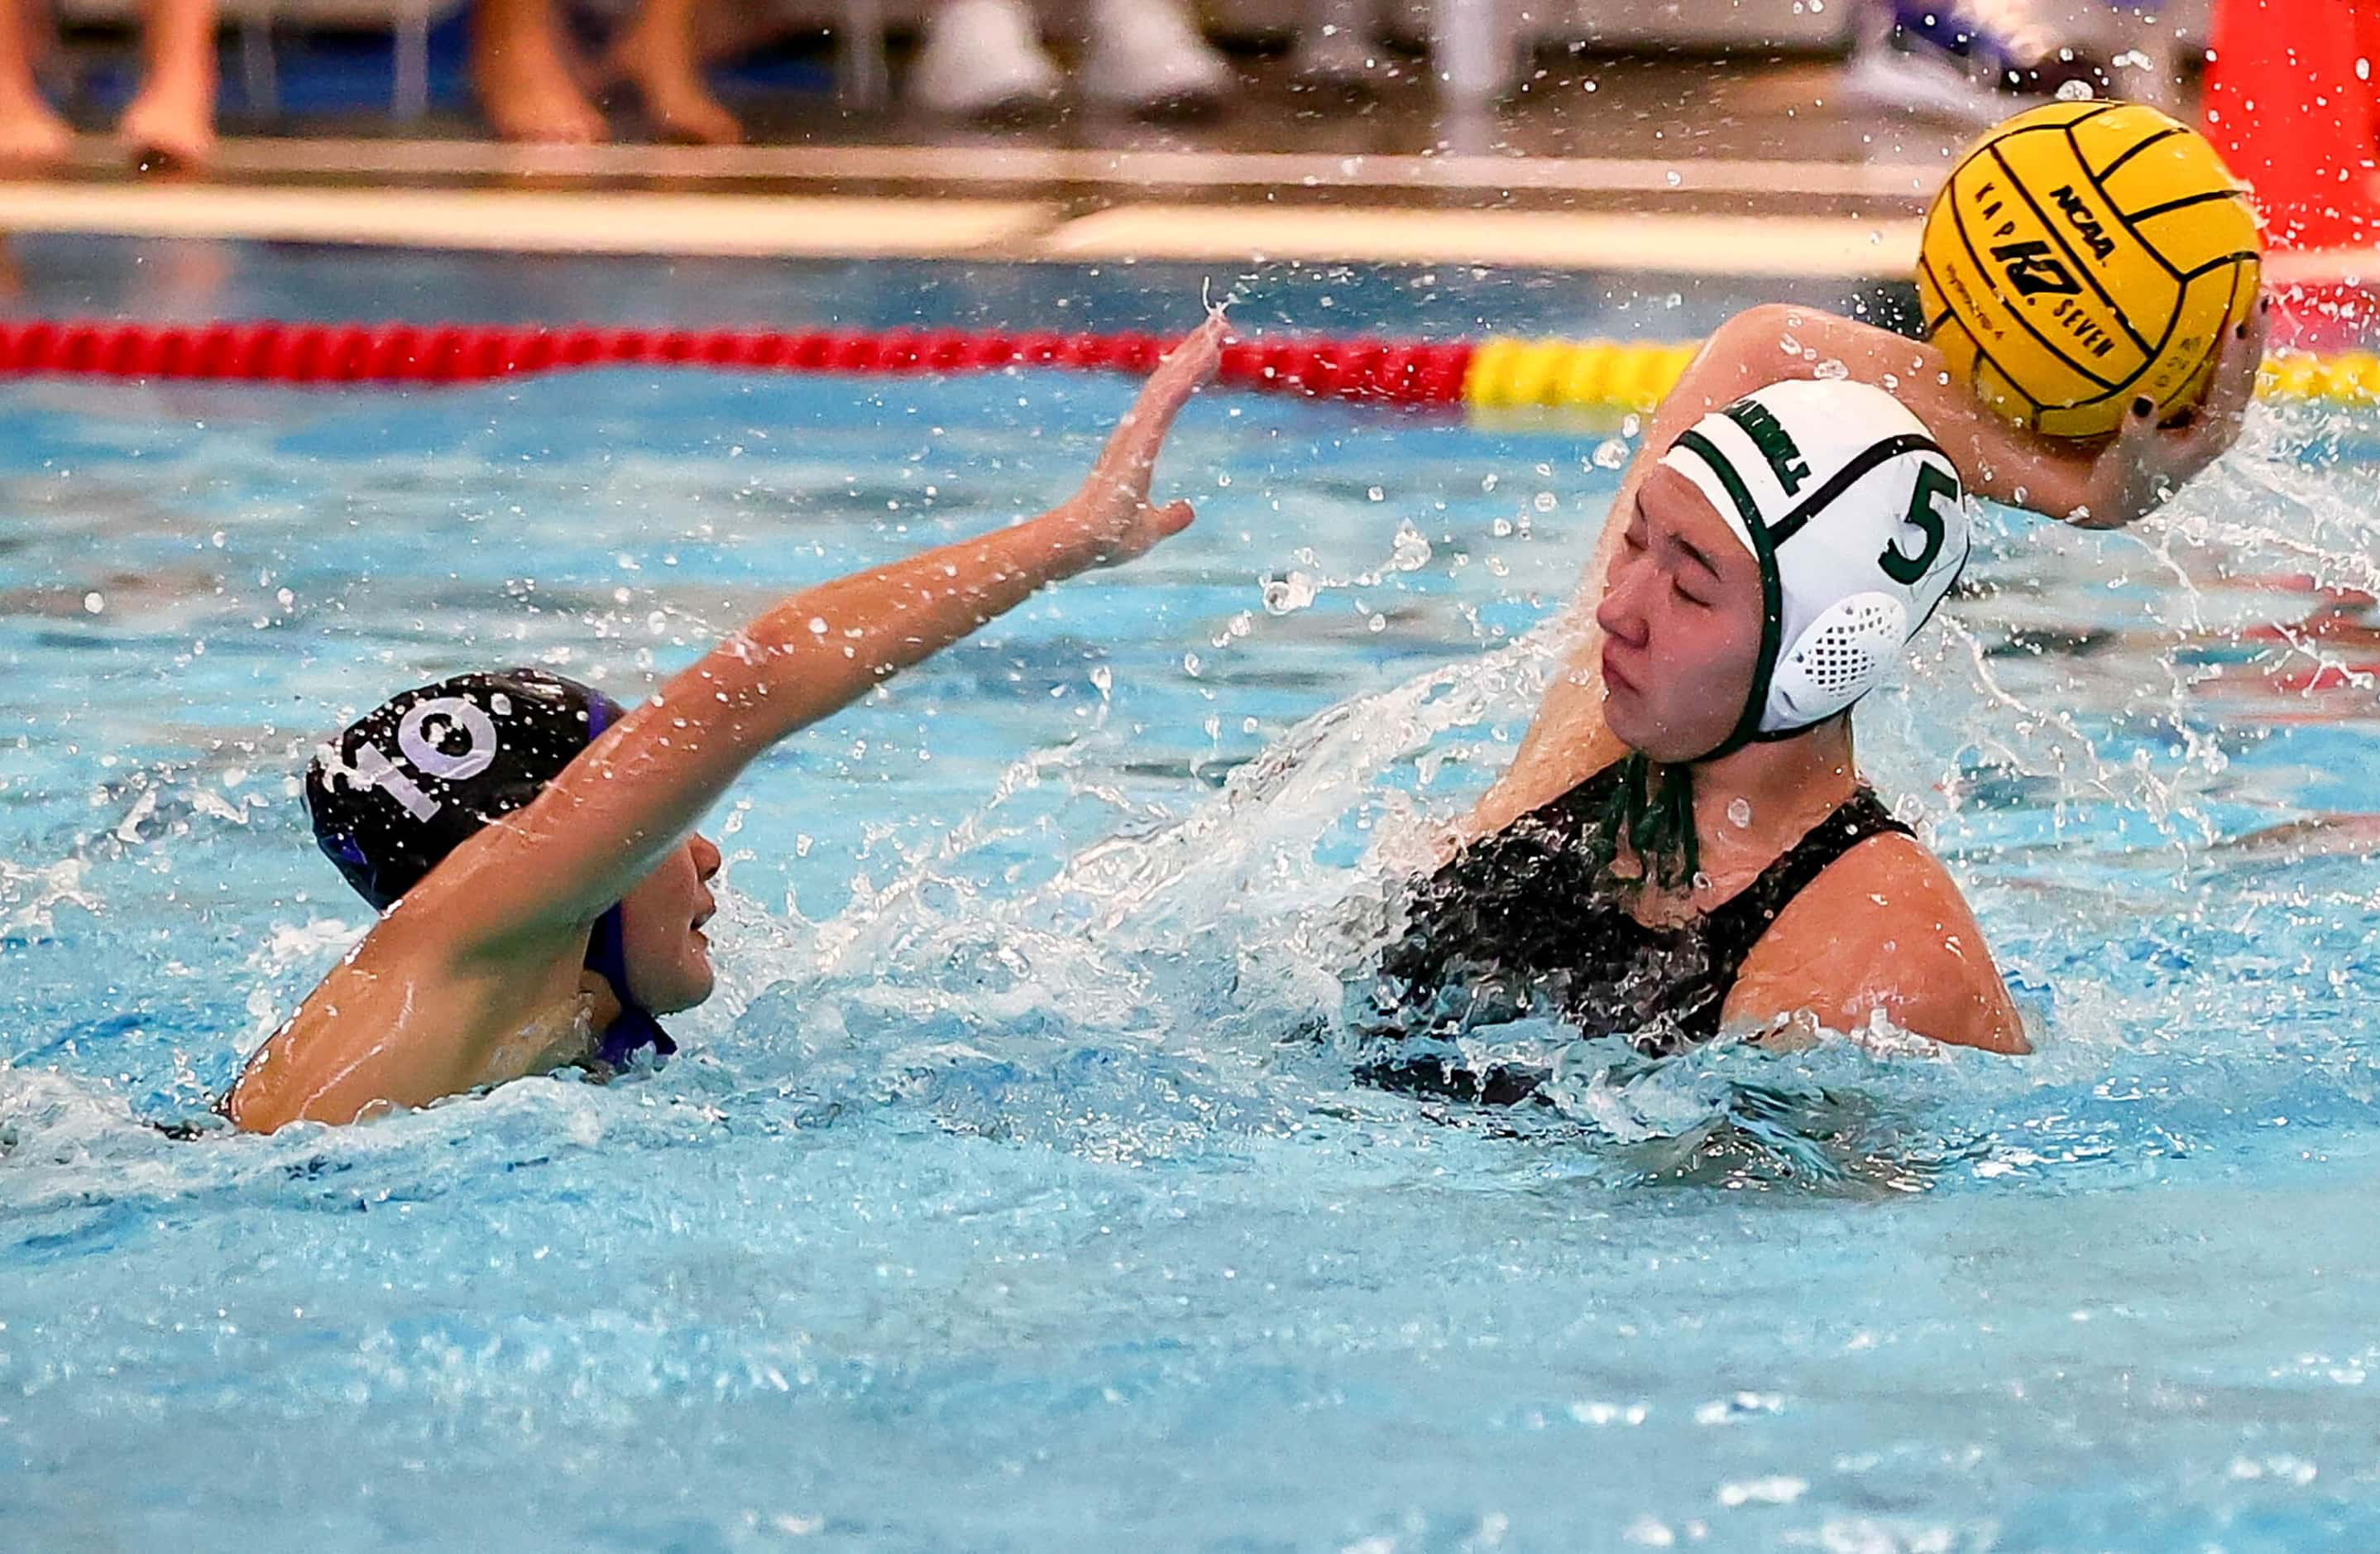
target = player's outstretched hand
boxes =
[1061,311,1227,565]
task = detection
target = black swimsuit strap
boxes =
[1700,789,1914,971]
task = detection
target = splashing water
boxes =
[4,252,2380,1547]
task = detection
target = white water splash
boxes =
[0,857,100,942]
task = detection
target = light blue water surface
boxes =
[6,242,2380,1551]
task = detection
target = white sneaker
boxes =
[1082,0,1236,113]
[1918,0,2066,81]
[1841,12,2013,126]
[912,0,1062,118]
[1884,0,2087,89]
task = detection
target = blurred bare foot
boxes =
[119,74,215,170]
[628,65,740,145]
[0,87,69,166]
[118,0,220,172]
[483,66,607,146]
[473,0,609,144]
[608,0,741,144]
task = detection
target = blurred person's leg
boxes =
[912,0,1061,118]
[1081,0,1233,114]
[0,0,70,165]
[473,0,608,144]
[1429,0,1520,106]
[606,0,740,144]
[118,0,218,169]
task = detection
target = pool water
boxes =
[6,242,2380,1551]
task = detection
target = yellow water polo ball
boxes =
[1916,100,2262,439]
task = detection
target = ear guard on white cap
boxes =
[1658,377,1971,755]
[1769,591,1909,728]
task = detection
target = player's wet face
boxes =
[619,833,722,1013]
[1595,467,1765,763]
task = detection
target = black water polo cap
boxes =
[304,669,620,910]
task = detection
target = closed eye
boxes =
[1673,533,1724,585]
[1664,529,1725,603]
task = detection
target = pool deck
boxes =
[1,52,2372,286]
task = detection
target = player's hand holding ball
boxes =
[1919,100,2269,525]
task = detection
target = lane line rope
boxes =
[0,319,2368,409]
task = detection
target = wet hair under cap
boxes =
[304,669,617,910]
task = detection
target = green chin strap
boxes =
[1594,751,1701,894]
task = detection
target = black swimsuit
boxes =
[1352,762,1912,1102]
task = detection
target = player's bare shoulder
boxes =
[1732,830,2028,1054]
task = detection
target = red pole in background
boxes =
[2202,0,2380,250]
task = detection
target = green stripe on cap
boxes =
[1670,429,1781,758]
[1765,432,1950,549]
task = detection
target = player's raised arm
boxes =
[227,314,1226,1133]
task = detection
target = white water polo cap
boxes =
[1657,377,1971,752]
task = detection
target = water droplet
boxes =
[1592,438,1631,469]
[1367,613,1386,632]
[1534,492,1559,513]
[1260,571,1319,616]
[1813,358,1850,381]
[1727,798,1753,828]
[1389,520,1433,571]
[82,592,103,614]
[1089,664,1113,698]
[1367,485,1386,502]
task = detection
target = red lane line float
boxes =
[0,318,1480,406]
